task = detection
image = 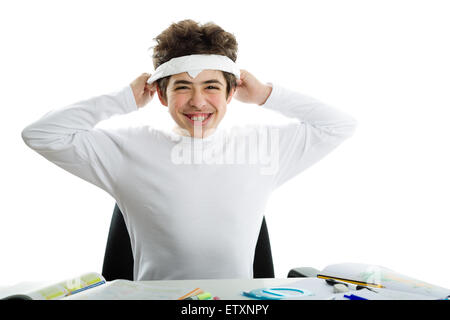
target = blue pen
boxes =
[343,294,368,300]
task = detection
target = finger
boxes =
[239,69,248,79]
[145,83,157,98]
[141,73,152,84]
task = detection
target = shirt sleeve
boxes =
[262,84,357,189]
[21,85,138,196]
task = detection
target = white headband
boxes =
[147,54,240,84]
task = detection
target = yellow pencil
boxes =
[317,274,385,288]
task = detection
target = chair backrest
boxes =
[102,204,274,281]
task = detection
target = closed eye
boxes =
[174,86,189,90]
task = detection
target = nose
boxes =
[189,88,207,109]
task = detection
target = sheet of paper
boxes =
[64,280,199,300]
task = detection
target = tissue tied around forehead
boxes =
[147,54,240,84]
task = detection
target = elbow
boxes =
[21,125,76,152]
[21,124,56,150]
[21,125,34,148]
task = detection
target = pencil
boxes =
[317,274,385,288]
[178,288,203,300]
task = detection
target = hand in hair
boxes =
[130,73,157,108]
[233,69,272,106]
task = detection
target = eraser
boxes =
[333,284,349,293]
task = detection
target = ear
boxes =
[226,86,236,104]
[156,85,168,107]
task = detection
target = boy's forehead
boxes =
[169,70,225,84]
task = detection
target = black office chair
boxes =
[102,204,275,281]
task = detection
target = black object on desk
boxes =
[1,294,32,300]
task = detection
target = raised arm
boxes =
[234,69,357,188]
[21,74,155,196]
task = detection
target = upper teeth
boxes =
[189,114,210,121]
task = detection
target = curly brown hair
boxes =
[150,19,238,100]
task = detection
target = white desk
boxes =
[1,277,443,300]
[1,278,328,300]
[139,278,298,300]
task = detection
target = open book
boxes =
[316,263,450,300]
[1,272,202,300]
[2,273,106,300]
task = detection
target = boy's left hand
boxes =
[233,69,272,105]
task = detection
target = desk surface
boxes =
[140,278,297,300]
[1,278,313,300]
[2,277,444,300]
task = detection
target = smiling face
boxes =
[157,70,234,138]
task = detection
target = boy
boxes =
[22,20,357,280]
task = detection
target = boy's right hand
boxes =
[130,73,157,108]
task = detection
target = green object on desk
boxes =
[184,292,212,300]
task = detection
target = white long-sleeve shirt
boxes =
[22,84,357,280]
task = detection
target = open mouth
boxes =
[183,113,214,126]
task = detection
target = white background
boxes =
[1,0,449,289]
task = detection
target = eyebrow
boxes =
[173,79,224,86]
